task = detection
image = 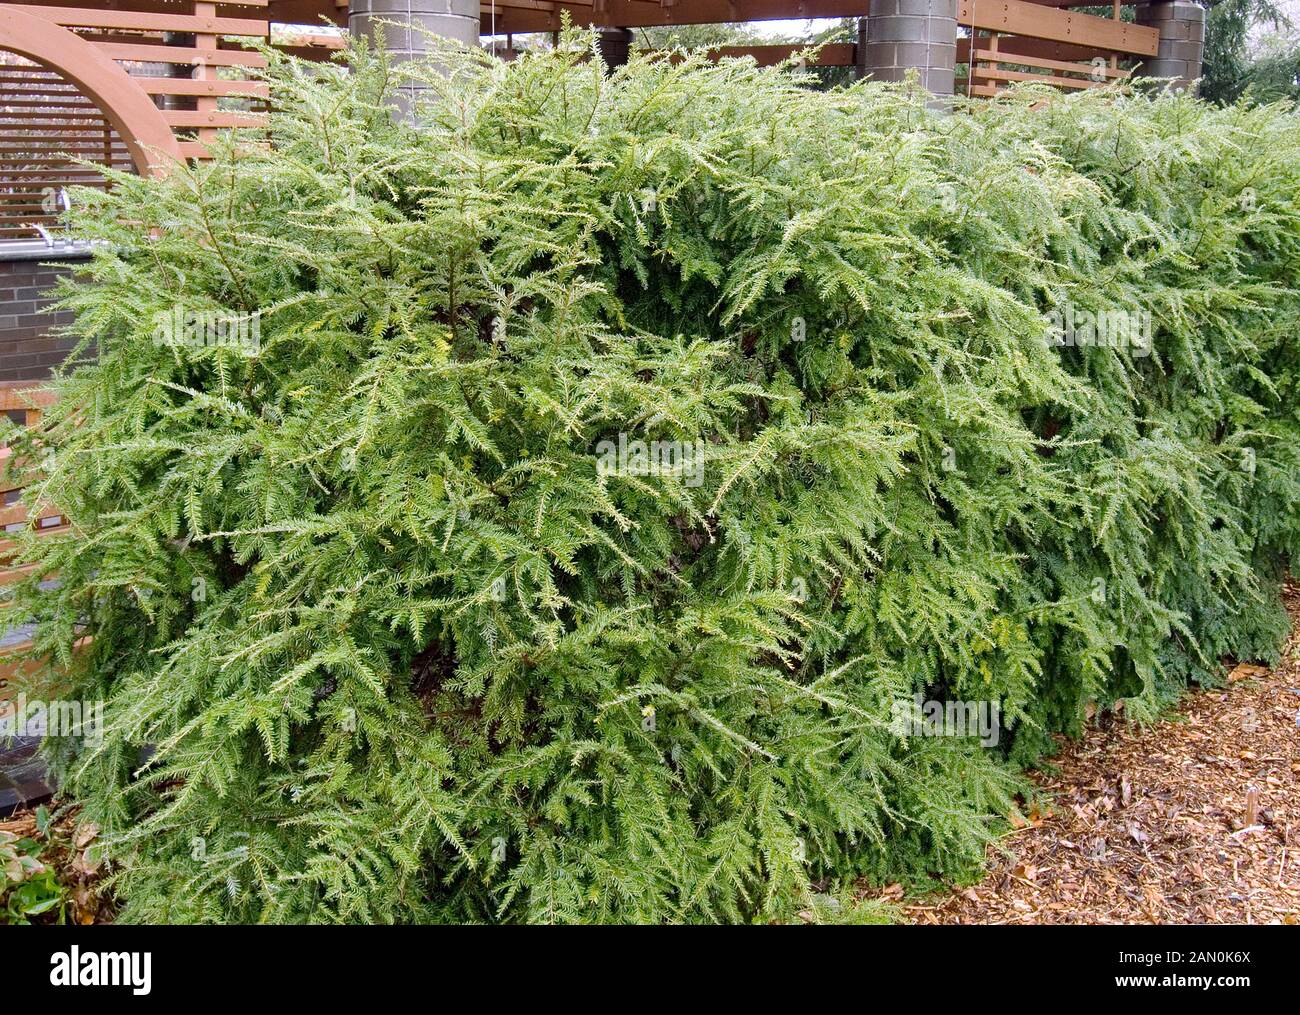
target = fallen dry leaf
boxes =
[73,822,99,849]
[1228,663,1269,683]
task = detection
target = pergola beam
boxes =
[474,0,1156,59]
[479,0,866,34]
[6,0,268,13]
[270,0,345,23]
[6,4,267,36]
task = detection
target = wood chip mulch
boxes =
[907,582,1300,925]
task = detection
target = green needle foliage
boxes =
[5,30,1299,923]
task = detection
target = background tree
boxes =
[1241,27,1300,98]
[1198,0,1292,102]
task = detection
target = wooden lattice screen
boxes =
[0,56,130,240]
[0,1,278,242]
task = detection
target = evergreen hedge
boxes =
[7,32,1300,923]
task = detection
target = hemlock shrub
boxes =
[7,32,1300,923]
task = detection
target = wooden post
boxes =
[194,2,218,150]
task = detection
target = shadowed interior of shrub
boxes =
[4,30,1299,923]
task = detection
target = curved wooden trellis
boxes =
[0,7,181,177]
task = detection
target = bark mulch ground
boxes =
[907,583,1300,925]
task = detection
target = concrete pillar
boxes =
[1134,1,1206,93]
[597,27,634,72]
[349,0,480,110]
[350,0,480,50]
[862,0,957,97]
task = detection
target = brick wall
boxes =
[0,254,89,383]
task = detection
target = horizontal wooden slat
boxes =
[478,0,585,10]
[972,65,1110,89]
[0,97,99,105]
[0,563,41,588]
[0,115,104,125]
[9,6,269,37]
[0,502,57,528]
[0,134,124,141]
[0,173,109,182]
[0,637,88,687]
[0,80,78,90]
[0,180,94,189]
[0,524,69,561]
[0,386,56,412]
[0,140,120,148]
[1027,0,1142,6]
[92,43,268,68]
[162,110,267,128]
[0,183,107,194]
[0,161,128,170]
[136,78,268,98]
[0,87,78,97]
[0,96,96,108]
[0,134,127,141]
[273,31,345,50]
[0,203,66,212]
[16,0,268,6]
[0,139,128,147]
[0,112,109,121]
[0,109,94,118]
[0,126,111,135]
[0,117,116,130]
[0,652,42,684]
[0,134,127,142]
[971,47,1129,79]
[0,131,125,138]
[954,82,1006,97]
